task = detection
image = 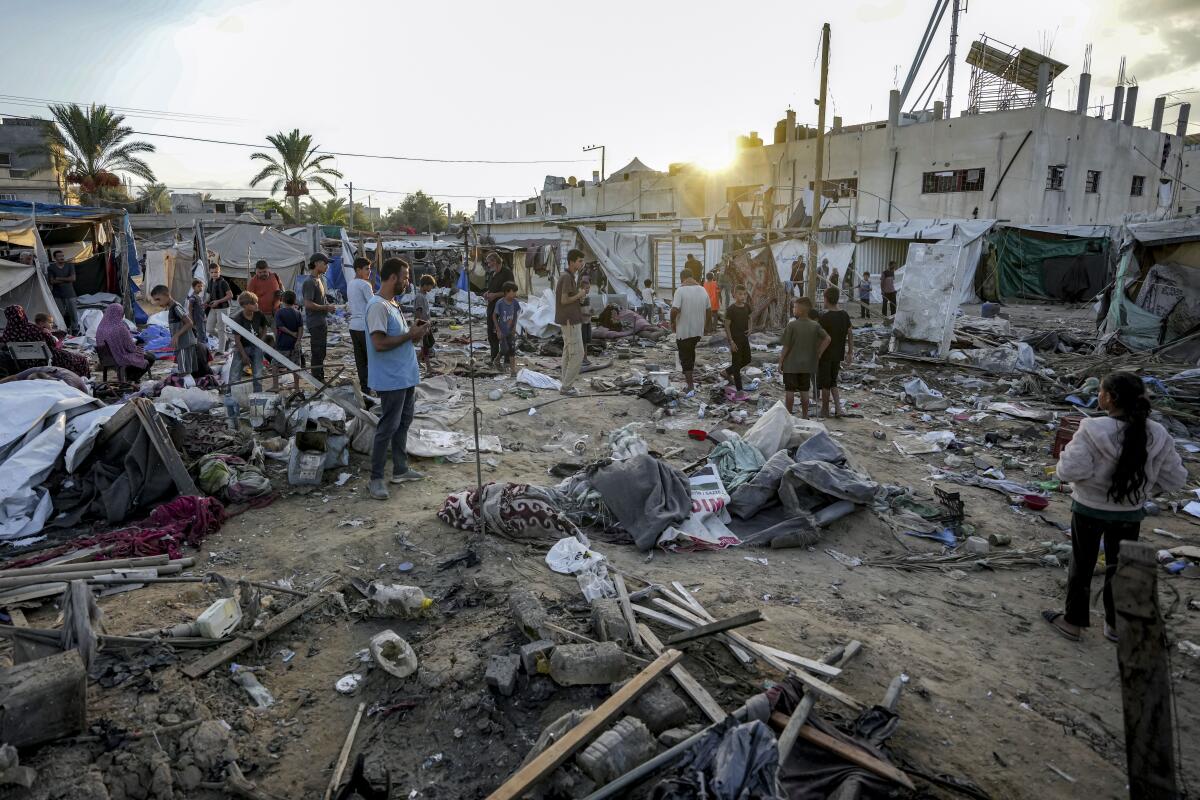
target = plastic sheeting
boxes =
[173,213,307,284]
[574,226,650,303]
[990,226,1110,300]
[859,218,994,304]
[1100,250,1168,350]
[0,258,58,320]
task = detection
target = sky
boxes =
[4,0,1197,212]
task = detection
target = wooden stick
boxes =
[633,601,754,665]
[768,712,915,790]
[486,649,683,800]
[665,610,763,645]
[133,398,199,496]
[777,641,861,760]
[637,624,725,724]
[0,555,174,579]
[612,573,642,652]
[323,702,365,800]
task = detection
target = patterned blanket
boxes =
[437,482,583,541]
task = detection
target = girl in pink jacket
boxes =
[1044,372,1187,642]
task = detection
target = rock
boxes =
[658,724,705,747]
[157,713,183,727]
[509,589,553,642]
[183,720,236,773]
[485,654,521,697]
[614,680,689,734]
[550,642,629,686]
[0,765,35,788]
[964,536,990,555]
[576,716,658,784]
[589,599,629,644]
[177,764,204,791]
[518,640,555,675]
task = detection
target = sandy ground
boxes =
[16,300,1200,800]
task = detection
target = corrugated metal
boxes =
[654,240,704,290]
[854,237,910,278]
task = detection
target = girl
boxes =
[1044,372,1187,642]
[150,285,202,378]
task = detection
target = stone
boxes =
[613,680,689,734]
[509,589,553,642]
[576,716,658,784]
[519,640,555,675]
[549,642,628,686]
[485,654,521,697]
[182,721,236,773]
[0,766,35,789]
[658,724,705,747]
[589,598,629,644]
[158,713,183,727]
[177,764,204,791]
[964,536,990,555]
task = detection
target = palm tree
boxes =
[20,103,156,205]
[304,197,348,225]
[248,129,343,220]
[138,182,172,213]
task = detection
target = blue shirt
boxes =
[494,297,520,337]
[275,307,302,351]
[365,294,420,392]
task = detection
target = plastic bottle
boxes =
[367,583,435,618]
[231,665,275,708]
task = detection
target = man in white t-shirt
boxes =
[346,257,375,395]
[670,270,710,397]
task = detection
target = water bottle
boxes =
[367,583,434,618]
[231,665,275,708]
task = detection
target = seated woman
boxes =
[592,304,669,340]
[0,304,91,377]
[95,302,156,381]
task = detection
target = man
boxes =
[365,257,429,500]
[302,253,337,382]
[247,260,283,317]
[555,248,588,396]
[790,258,805,298]
[346,256,374,394]
[881,261,898,317]
[671,269,710,397]
[16,251,33,266]
[482,252,514,366]
[684,253,703,283]
[47,249,79,334]
[204,262,233,351]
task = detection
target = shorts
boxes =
[783,372,811,392]
[677,336,700,372]
[421,332,435,353]
[817,357,841,390]
[498,335,515,359]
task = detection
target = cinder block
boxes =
[519,640,555,675]
[485,654,521,697]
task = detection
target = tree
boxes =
[304,196,348,225]
[258,198,297,224]
[20,103,157,205]
[381,191,447,233]
[138,182,172,213]
[248,129,343,220]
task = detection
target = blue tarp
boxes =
[0,200,120,220]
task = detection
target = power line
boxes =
[7,176,530,200]
[0,94,247,126]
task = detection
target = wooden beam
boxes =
[777,641,861,760]
[0,554,172,579]
[612,573,642,652]
[642,598,754,665]
[323,703,365,800]
[768,712,915,791]
[637,624,725,724]
[132,398,198,496]
[486,649,683,800]
[665,610,764,645]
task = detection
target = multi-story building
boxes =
[0,116,65,204]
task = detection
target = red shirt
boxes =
[247,272,283,315]
[703,281,719,310]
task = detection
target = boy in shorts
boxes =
[779,296,829,419]
[273,290,303,391]
[818,286,853,418]
[493,281,520,377]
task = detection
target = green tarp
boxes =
[992,228,1109,300]
[1102,250,1163,350]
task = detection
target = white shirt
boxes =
[641,287,654,304]
[347,277,374,332]
[671,283,710,340]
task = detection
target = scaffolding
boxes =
[966,35,1068,114]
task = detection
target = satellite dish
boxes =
[567,176,577,186]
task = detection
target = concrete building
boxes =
[0,116,64,204]
[1180,134,1200,218]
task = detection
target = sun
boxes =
[691,142,736,173]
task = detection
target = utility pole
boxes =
[807,23,830,303]
[945,0,963,118]
[584,144,606,181]
[348,182,354,231]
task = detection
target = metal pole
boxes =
[807,23,830,303]
[462,226,485,534]
[348,182,354,231]
[945,0,961,118]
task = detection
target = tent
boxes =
[856,218,995,304]
[987,224,1112,302]
[0,258,57,321]
[572,227,651,303]
[174,213,307,287]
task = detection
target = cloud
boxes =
[1121,0,1200,80]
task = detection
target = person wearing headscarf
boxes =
[0,304,91,377]
[95,302,155,381]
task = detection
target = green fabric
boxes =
[1102,250,1163,350]
[991,228,1108,300]
[708,435,766,491]
[1072,500,1145,523]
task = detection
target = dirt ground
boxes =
[14,300,1200,800]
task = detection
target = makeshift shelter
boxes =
[0,258,58,321]
[856,218,994,304]
[571,226,651,303]
[985,224,1112,302]
[0,201,133,298]
[726,244,787,330]
[143,248,194,305]
[173,213,307,288]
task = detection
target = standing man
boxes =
[346,256,375,394]
[684,253,703,282]
[790,258,805,298]
[302,253,337,382]
[365,257,429,500]
[204,262,233,351]
[556,248,588,396]
[47,249,80,334]
[247,260,283,317]
[881,261,898,317]
[670,269,710,397]
[482,252,514,367]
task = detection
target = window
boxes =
[1085,170,1101,193]
[525,203,538,216]
[0,153,10,167]
[1046,165,1065,190]
[921,168,985,194]
[1130,175,1145,197]
[214,202,227,213]
[808,177,858,200]
[550,202,566,215]
[7,168,26,178]
[0,194,15,201]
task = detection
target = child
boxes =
[722,284,752,391]
[33,313,55,336]
[229,291,270,394]
[818,287,853,418]
[779,296,828,419]
[188,279,207,335]
[150,284,201,377]
[273,290,303,392]
[640,279,655,323]
[414,274,436,367]
[493,281,520,377]
[703,271,720,332]
[857,271,872,319]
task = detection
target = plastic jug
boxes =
[366,584,434,618]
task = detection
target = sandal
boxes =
[1103,623,1119,643]
[1042,610,1080,641]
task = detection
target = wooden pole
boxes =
[323,702,365,800]
[806,22,830,303]
[1113,541,1178,798]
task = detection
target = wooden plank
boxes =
[646,598,754,668]
[768,712,915,790]
[638,624,725,724]
[486,649,683,800]
[0,554,171,579]
[665,610,764,646]
[323,702,365,800]
[633,602,754,665]
[777,641,861,760]
[132,399,199,496]
[0,583,67,604]
[612,573,641,652]
[94,400,140,448]
[182,588,337,678]
[6,609,28,628]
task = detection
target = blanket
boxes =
[437,482,583,542]
[587,455,692,551]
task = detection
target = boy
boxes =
[818,287,853,418]
[229,291,271,394]
[493,281,520,377]
[779,296,829,419]
[413,274,436,367]
[188,279,207,335]
[703,270,720,332]
[640,279,655,323]
[857,271,872,319]
[150,284,201,378]
[273,290,303,392]
[722,284,752,391]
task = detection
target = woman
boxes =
[0,304,91,377]
[1044,372,1188,642]
[95,303,156,382]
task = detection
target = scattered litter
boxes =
[335,472,352,486]
[743,557,769,566]
[516,368,562,391]
[336,673,364,694]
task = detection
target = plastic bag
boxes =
[546,536,615,601]
[729,450,793,519]
[903,377,949,411]
[743,401,793,458]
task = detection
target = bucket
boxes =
[648,371,670,389]
[1052,415,1084,458]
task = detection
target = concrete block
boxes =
[0,649,86,747]
[509,589,552,642]
[613,680,689,734]
[576,716,658,785]
[549,642,628,686]
[589,598,630,644]
[964,536,990,555]
[519,640,555,675]
[485,654,521,697]
[658,724,705,747]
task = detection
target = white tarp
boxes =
[518,288,559,337]
[760,239,855,284]
[891,242,969,357]
[0,258,58,320]
[174,213,307,284]
[859,218,994,305]
[575,227,650,303]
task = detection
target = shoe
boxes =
[368,479,389,500]
[390,468,425,484]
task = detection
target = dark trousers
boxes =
[883,292,897,316]
[582,322,592,348]
[349,329,369,393]
[371,387,416,480]
[1064,511,1141,629]
[859,300,871,319]
[727,334,751,390]
[309,326,328,382]
[487,303,499,360]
